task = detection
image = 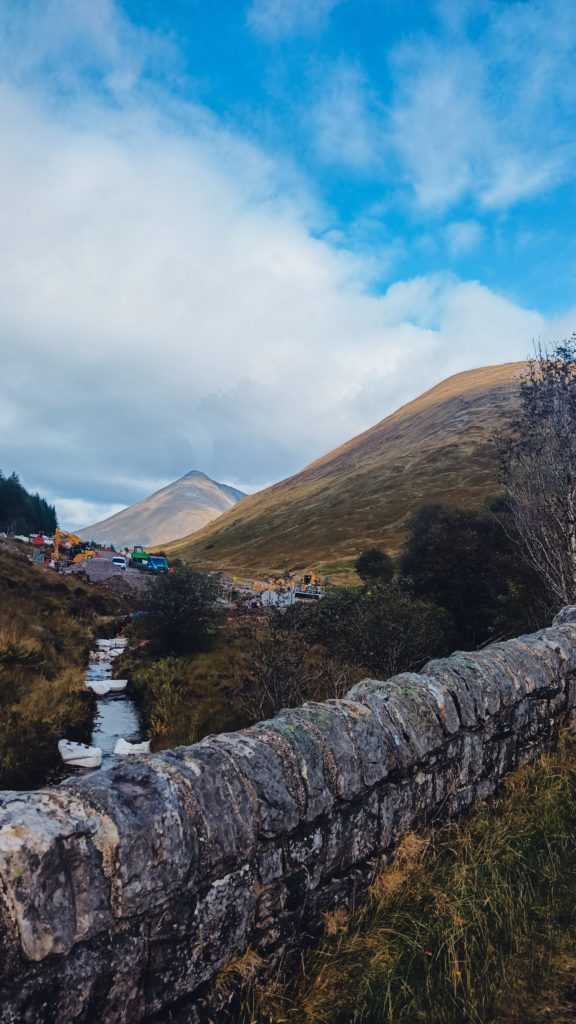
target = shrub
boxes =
[142,566,219,655]
[354,547,394,582]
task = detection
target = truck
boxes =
[129,546,168,572]
[147,555,168,572]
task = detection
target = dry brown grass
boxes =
[233,732,576,1024]
[0,546,122,787]
[164,363,527,579]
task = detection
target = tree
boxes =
[292,580,454,679]
[0,470,57,536]
[355,547,394,583]
[142,566,219,655]
[401,505,546,647]
[497,337,576,607]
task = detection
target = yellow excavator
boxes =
[52,528,95,562]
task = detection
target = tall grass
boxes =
[0,547,122,788]
[236,734,576,1024]
[116,637,251,750]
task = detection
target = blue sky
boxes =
[0,0,575,529]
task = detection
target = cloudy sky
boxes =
[1,0,576,530]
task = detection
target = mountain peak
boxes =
[182,470,210,481]
[79,471,246,548]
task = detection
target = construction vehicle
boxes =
[72,549,96,563]
[257,571,325,606]
[147,555,168,572]
[129,546,168,572]
[129,545,150,568]
[52,528,83,561]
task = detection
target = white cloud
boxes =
[301,1,576,213]
[445,220,484,257]
[388,1,576,211]
[52,498,127,534]
[1,0,574,528]
[310,63,386,171]
[247,0,344,41]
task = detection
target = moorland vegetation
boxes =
[0,542,121,787]
[118,500,548,751]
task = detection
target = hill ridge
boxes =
[164,362,527,577]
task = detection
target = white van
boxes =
[111,556,127,570]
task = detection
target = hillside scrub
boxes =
[114,637,252,748]
[234,733,576,1024]
[0,545,122,788]
[287,580,455,680]
[401,505,548,648]
[354,547,394,583]
[120,508,550,749]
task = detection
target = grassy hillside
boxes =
[0,543,122,788]
[165,363,526,578]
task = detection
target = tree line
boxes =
[0,471,57,536]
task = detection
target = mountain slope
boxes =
[80,471,246,548]
[164,364,527,576]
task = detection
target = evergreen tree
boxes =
[0,471,57,535]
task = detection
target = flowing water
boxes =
[90,692,144,768]
[61,641,147,776]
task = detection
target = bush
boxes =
[226,602,356,720]
[290,580,454,679]
[354,547,394,582]
[142,566,219,655]
[401,504,547,647]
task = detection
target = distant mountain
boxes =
[79,471,246,549]
[164,363,527,578]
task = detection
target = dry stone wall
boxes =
[2,610,576,1023]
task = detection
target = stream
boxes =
[61,638,147,776]
[87,641,146,768]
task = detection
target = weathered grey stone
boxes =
[357,675,445,759]
[324,697,394,787]
[256,846,284,885]
[447,654,502,720]
[145,867,254,1015]
[0,789,115,959]
[252,715,334,822]
[201,731,300,838]
[420,659,478,727]
[151,744,255,884]
[1,612,576,1023]
[281,703,363,801]
[70,759,197,916]
[553,607,576,625]
[345,680,415,771]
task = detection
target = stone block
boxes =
[201,731,300,839]
[252,716,334,822]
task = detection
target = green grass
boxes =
[114,633,252,750]
[233,733,576,1024]
[0,544,123,788]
